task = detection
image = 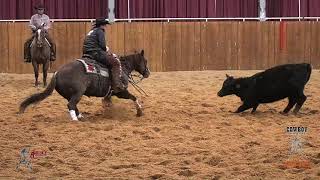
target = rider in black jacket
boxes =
[83,18,125,93]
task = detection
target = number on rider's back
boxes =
[87,30,93,36]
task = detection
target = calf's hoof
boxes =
[280,111,289,115]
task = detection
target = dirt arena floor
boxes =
[0,70,319,179]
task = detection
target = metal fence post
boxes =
[128,0,131,22]
[259,0,266,21]
[108,0,115,23]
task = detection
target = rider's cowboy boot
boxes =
[50,51,56,61]
[24,56,31,63]
[50,42,56,61]
[45,34,56,61]
[24,59,31,63]
[111,66,125,93]
[23,39,32,63]
[107,53,125,93]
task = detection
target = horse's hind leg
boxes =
[32,61,39,87]
[114,90,143,117]
[43,61,49,87]
[67,92,84,121]
[75,107,84,119]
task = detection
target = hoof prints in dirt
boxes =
[178,169,197,177]
[2,71,320,179]
[150,174,164,179]
[110,164,141,169]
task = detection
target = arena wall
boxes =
[0,21,319,73]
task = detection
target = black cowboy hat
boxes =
[34,4,45,10]
[94,18,110,27]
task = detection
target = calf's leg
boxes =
[283,96,297,114]
[251,104,259,113]
[293,94,307,114]
[235,102,253,113]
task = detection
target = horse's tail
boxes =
[19,72,57,113]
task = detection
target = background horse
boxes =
[30,27,51,87]
[19,50,150,121]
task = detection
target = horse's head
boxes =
[34,28,46,48]
[133,50,150,78]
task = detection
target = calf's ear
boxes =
[226,74,233,79]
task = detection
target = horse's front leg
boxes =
[32,61,39,87]
[114,90,143,117]
[43,61,50,87]
[134,98,143,117]
[102,92,113,108]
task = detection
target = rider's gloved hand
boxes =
[31,25,37,32]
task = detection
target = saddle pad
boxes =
[76,59,109,77]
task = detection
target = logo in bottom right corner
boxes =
[281,126,312,170]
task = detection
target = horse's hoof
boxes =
[293,111,300,116]
[102,99,112,108]
[106,103,113,108]
[136,110,144,117]
[77,113,84,119]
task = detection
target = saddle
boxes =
[77,57,109,77]
[30,35,51,48]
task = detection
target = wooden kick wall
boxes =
[0,21,319,73]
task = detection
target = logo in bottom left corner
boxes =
[16,147,47,171]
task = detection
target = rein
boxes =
[121,55,149,96]
[129,73,144,84]
[128,73,149,97]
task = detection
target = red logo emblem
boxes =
[87,64,95,72]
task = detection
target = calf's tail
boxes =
[305,63,312,83]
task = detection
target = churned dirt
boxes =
[0,70,319,179]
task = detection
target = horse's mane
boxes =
[119,53,139,62]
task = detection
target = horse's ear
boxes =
[141,50,144,57]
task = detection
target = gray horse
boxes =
[30,27,51,87]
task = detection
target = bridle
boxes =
[127,55,149,96]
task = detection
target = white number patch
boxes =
[87,30,93,36]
